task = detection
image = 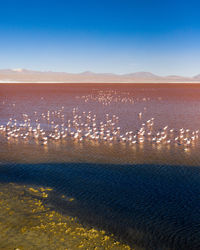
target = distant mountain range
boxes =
[0,69,200,83]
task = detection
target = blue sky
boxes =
[0,0,200,76]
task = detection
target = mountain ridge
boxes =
[0,69,199,83]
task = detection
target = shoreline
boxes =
[0,162,200,249]
[0,182,131,249]
[1,81,200,85]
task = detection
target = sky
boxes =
[0,0,200,76]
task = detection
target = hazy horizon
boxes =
[1,68,200,78]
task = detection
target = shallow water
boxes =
[1,83,200,249]
[1,83,200,165]
[0,182,129,250]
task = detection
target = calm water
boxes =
[1,83,200,249]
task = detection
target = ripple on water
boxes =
[0,162,200,249]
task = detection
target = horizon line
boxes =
[0,68,200,78]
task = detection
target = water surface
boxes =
[1,83,200,249]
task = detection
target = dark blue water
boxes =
[0,162,200,250]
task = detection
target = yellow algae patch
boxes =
[61,194,75,202]
[0,183,133,250]
[40,187,53,192]
[28,186,53,199]
[28,187,39,193]
[42,192,48,198]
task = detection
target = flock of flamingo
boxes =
[0,102,198,153]
[75,89,162,106]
